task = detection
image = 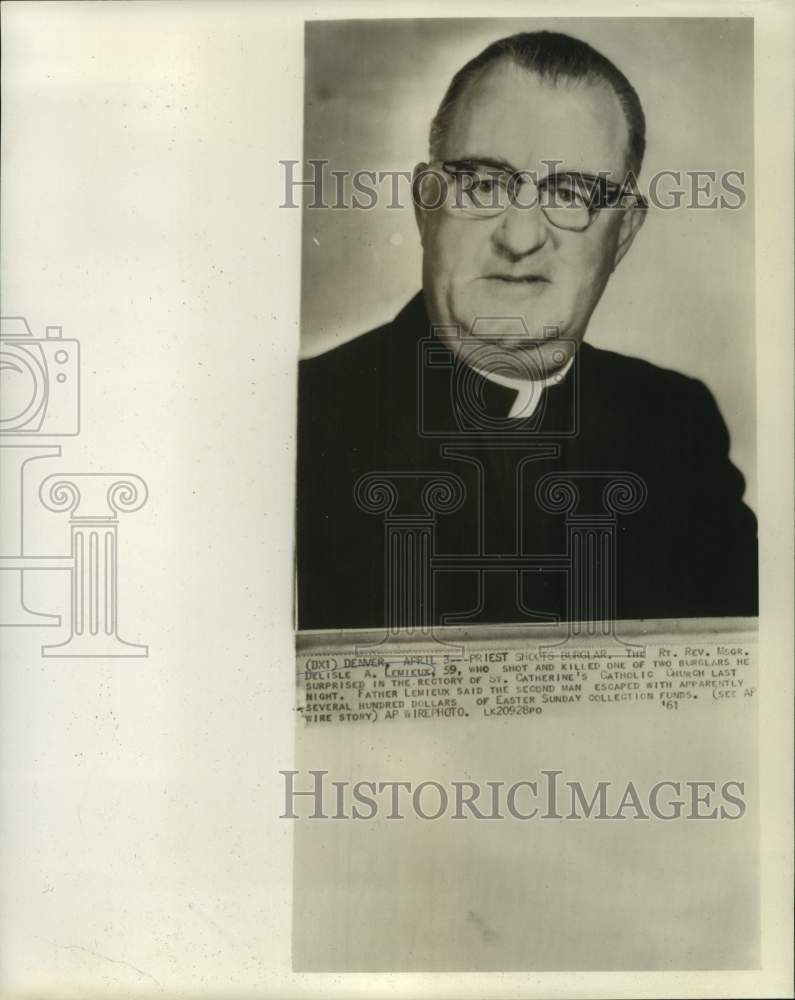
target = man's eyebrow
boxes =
[446,155,521,173]
[447,156,599,179]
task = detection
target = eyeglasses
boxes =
[423,159,648,232]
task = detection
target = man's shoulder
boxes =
[299,319,396,381]
[303,319,709,391]
[579,342,713,407]
[300,311,719,426]
[299,294,425,384]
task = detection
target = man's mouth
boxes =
[483,274,550,284]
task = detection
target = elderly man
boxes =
[297,31,757,631]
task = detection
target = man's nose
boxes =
[491,199,548,258]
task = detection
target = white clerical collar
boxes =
[471,354,575,419]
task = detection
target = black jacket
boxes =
[297,293,757,630]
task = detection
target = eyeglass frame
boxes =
[416,158,648,232]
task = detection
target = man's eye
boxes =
[455,173,501,197]
[450,171,505,200]
[545,181,588,207]
[473,174,499,193]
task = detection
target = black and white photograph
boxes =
[296,18,758,634]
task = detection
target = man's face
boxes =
[415,61,644,377]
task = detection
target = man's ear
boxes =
[611,204,646,271]
[412,161,430,244]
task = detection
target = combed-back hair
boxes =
[429,31,646,176]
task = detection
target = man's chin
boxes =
[446,294,559,341]
[468,315,540,342]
